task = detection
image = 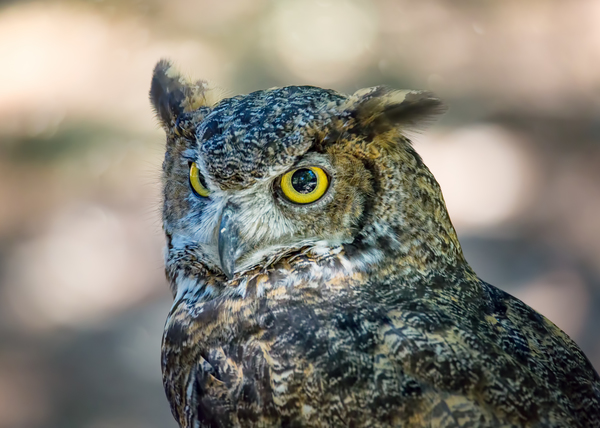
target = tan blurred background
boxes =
[1,0,599,426]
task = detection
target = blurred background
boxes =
[0,0,599,426]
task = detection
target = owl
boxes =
[150,60,600,428]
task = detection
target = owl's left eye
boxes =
[280,166,329,204]
[189,162,211,198]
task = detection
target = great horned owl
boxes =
[150,60,600,428]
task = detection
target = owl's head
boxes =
[151,60,463,299]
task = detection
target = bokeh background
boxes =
[1,0,599,426]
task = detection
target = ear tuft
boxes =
[149,59,223,129]
[346,87,447,136]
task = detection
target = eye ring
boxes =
[280,166,329,204]
[189,162,211,198]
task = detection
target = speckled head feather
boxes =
[151,60,600,428]
[196,85,345,188]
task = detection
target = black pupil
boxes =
[291,169,318,194]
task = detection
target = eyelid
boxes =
[189,162,211,198]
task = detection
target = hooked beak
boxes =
[218,203,246,279]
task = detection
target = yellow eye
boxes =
[189,162,211,197]
[280,166,329,204]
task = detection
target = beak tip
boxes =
[218,245,237,280]
[222,260,235,280]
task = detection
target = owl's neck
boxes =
[167,217,468,305]
[343,220,468,285]
[167,242,468,309]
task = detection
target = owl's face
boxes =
[161,85,374,279]
[151,60,452,297]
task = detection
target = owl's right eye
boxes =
[280,166,329,204]
[189,162,211,198]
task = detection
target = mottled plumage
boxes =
[150,59,600,427]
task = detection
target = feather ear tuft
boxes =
[149,59,223,129]
[345,87,447,137]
